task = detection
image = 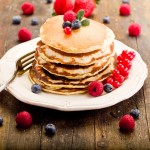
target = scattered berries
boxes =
[122,0,129,3]
[54,0,73,15]
[15,111,32,128]
[104,84,113,93]
[45,123,56,135]
[64,10,76,22]
[119,4,131,16]
[31,18,39,25]
[21,2,34,15]
[0,116,3,126]
[46,0,53,4]
[31,84,42,93]
[119,114,135,131]
[62,21,72,28]
[72,19,81,30]
[103,16,110,24]
[64,27,72,35]
[18,27,32,42]
[12,16,21,25]
[128,23,141,37]
[88,81,104,97]
[130,109,140,119]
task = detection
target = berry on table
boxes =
[21,2,34,15]
[31,18,39,25]
[46,0,53,4]
[64,27,72,35]
[72,19,81,30]
[63,10,76,22]
[130,109,140,119]
[119,114,135,131]
[104,84,113,93]
[103,16,110,24]
[18,27,32,42]
[119,4,131,16]
[128,23,141,37]
[122,0,129,3]
[88,81,104,97]
[45,123,56,135]
[12,16,21,25]
[15,111,32,128]
[0,116,3,126]
[62,21,72,28]
[31,84,42,93]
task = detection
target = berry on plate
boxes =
[21,2,34,15]
[128,23,141,37]
[103,16,110,24]
[88,81,104,97]
[64,27,72,35]
[130,109,140,119]
[62,21,72,28]
[31,84,42,93]
[54,0,73,15]
[15,111,32,128]
[18,27,32,42]
[31,18,39,25]
[113,80,121,88]
[119,114,135,131]
[119,4,131,16]
[0,116,3,126]
[63,10,76,22]
[45,123,56,135]
[106,77,114,85]
[72,19,81,30]
[104,84,113,93]
[12,16,21,25]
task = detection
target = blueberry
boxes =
[31,18,39,25]
[0,116,3,126]
[31,84,42,93]
[103,16,110,24]
[72,19,81,30]
[12,16,21,25]
[130,109,140,118]
[46,0,52,4]
[104,84,113,93]
[62,21,72,28]
[122,0,129,3]
[45,123,56,135]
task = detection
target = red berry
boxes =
[73,0,96,17]
[88,81,104,97]
[113,80,121,88]
[64,27,72,35]
[117,55,123,62]
[128,23,141,37]
[106,77,114,85]
[119,4,131,16]
[120,67,129,77]
[126,54,134,61]
[63,10,76,22]
[129,51,136,58]
[15,111,32,128]
[21,2,34,15]
[112,69,120,77]
[115,74,124,83]
[122,50,129,58]
[119,114,135,131]
[117,63,125,72]
[18,27,32,42]
[123,59,132,69]
[54,0,73,15]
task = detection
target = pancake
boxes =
[40,15,115,54]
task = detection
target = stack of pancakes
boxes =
[29,16,116,95]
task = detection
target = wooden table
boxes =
[0,0,150,149]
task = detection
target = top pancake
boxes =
[40,15,115,54]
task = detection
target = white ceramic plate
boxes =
[0,38,148,111]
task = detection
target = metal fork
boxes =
[0,51,35,92]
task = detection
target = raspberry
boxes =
[119,114,135,131]
[18,27,32,42]
[88,81,104,97]
[119,4,131,16]
[15,111,32,128]
[64,10,76,22]
[21,2,34,15]
[54,0,73,15]
[128,23,141,37]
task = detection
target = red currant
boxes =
[117,55,123,62]
[122,50,129,58]
[117,63,125,72]
[113,80,121,88]
[129,51,136,59]
[126,54,134,60]
[64,27,72,35]
[123,58,131,66]
[115,74,124,83]
[120,67,129,77]
[106,77,114,85]
[112,69,120,77]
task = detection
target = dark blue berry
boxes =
[0,116,3,126]
[31,18,39,25]
[122,0,129,3]
[104,84,113,93]
[12,16,21,25]
[72,19,81,30]
[46,0,52,4]
[31,84,42,93]
[62,21,72,28]
[103,16,110,24]
[45,124,56,135]
[130,109,140,118]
